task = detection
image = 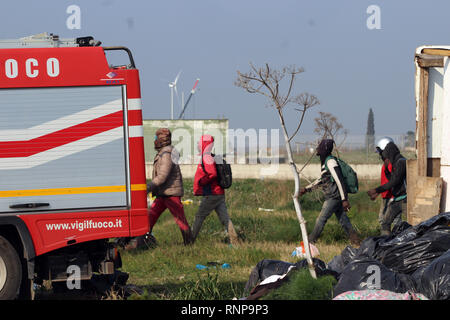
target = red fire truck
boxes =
[0,33,149,299]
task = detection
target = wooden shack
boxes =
[409,46,450,224]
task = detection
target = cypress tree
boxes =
[366,108,375,151]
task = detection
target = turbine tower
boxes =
[178,78,200,119]
[168,70,181,119]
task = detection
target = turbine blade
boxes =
[174,70,182,85]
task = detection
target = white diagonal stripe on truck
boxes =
[0,98,122,142]
[0,127,123,170]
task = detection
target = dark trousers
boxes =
[380,198,406,235]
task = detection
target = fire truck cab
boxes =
[0,33,149,299]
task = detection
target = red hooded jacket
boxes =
[193,135,224,196]
[381,162,393,199]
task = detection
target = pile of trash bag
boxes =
[243,212,450,300]
[329,212,450,299]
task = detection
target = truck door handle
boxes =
[9,203,50,209]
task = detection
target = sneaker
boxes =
[349,231,361,247]
[142,233,158,248]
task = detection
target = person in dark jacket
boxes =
[191,135,238,244]
[368,140,407,235]
[378,158,395,233]
[300,139,360,245]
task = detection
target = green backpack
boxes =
[324,155,359,194]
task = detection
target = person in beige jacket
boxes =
[145,128,193,246]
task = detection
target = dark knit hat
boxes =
[317,139,334,164]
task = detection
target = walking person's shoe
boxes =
[181,228,194,246]
[349,230,361,247]
[227,220,240,246]
[143,232,158,248]
[122,232,158,250]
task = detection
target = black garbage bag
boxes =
[377,225,450,274]
[416,250,450,300]
[357,235,390,259]
[391,221,412,236]
[244,258,338,297]
[243,259,295,295]
[327,245,359,275]
[244,258,337,300]
[331,213,450,276]
[332,258,417,298]
[414,212,450,234]
[295,258,339,280]
[327,236,392,276]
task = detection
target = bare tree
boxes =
[235,63,319,278]
[314,111,348,157]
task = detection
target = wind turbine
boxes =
[168,70,181,119]
[178,78,200,119]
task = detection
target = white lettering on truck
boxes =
[3,57,60,79]
[5,59,18,78]
[25,58,39,78]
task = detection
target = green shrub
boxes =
[172,270,240,300]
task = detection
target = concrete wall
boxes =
[143,119,228,164]
[145,163,381,181]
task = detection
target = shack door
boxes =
[0,85,128,213]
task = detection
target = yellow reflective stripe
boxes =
[130,184,147,191]
[0,184,147,197]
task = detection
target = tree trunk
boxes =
[277,110,317,279]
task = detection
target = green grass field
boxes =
[119,178,387,300]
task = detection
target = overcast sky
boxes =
[1,0,449,139]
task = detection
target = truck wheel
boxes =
[0,236,22,300]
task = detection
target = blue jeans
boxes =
[308,198,356,243]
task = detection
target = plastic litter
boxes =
[292,241,320,259]
[182,199,193,205]
[258,208,274,212]
[196,264,208,270]
[196,262,231,270]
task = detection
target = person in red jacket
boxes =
[191,135,238,244]
[379,159,394,234]
[375,137,403,235]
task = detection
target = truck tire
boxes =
[0,236,22,300]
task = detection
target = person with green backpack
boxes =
[300,139,361,246]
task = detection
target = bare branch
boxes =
[313,111,347,156]
[288,93,320,141]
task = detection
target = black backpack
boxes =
[201,153,232,189]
